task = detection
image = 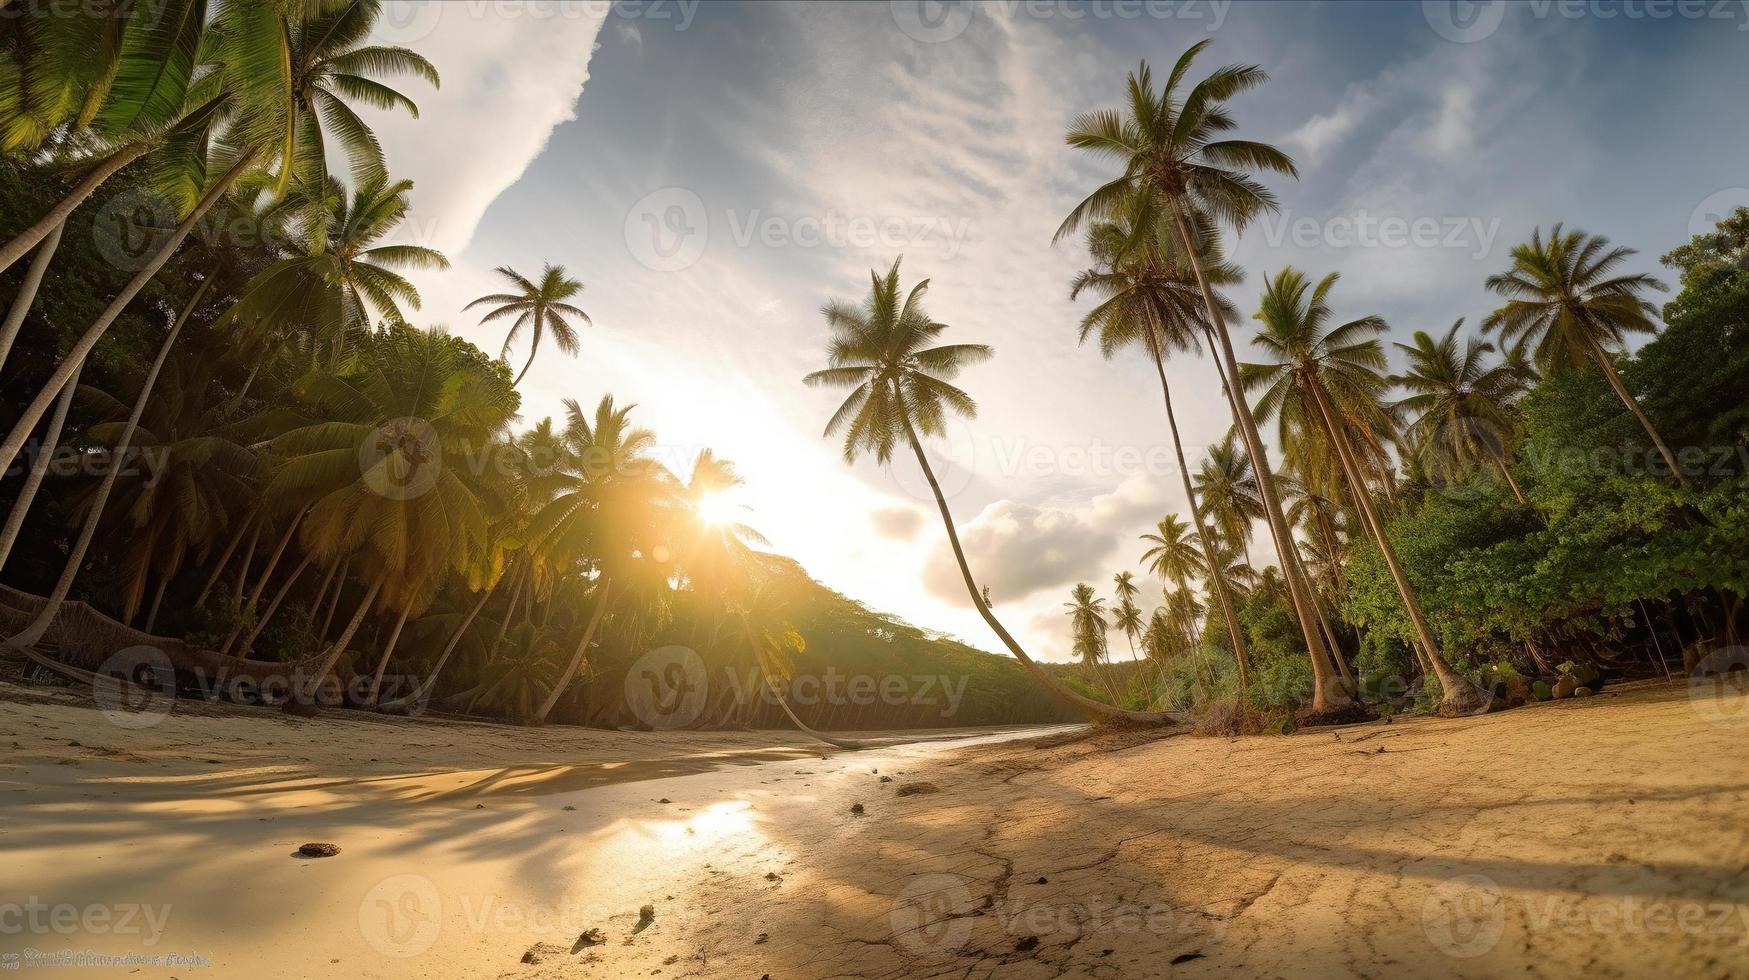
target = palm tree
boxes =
[1064,582,1121,701]
[466,264,590,387]
[1139,515,1202,588]
[267,326,516,707]
[0,0,438,487]
[1390,320,1527,503]
[1193,431,1263,565]
[1058,41,1335,682]
[525,395,676,724]
[1482,224,1683,487]
[1111,571,1144,663]
[804,258,1169,725]
[1069,201,1252,687]
[1244,268,1485,715]
[230,174,449,366]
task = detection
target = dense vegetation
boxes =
[0,0,1079,732]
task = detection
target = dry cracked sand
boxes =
[2,678,1746,978]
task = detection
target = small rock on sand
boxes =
[895,781,940,797]
[850,803,865,815]
[522,941,567,963]
[296,842,340,858]
[879,775,892,783]
[574,928,606,949]
[1015,935,1039,951]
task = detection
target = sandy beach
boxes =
[3,679,1747,978]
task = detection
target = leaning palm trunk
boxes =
[220,503,307,655]
[901,411,1173,726]
[0,221,64,373]
[1170,214,1347,712]
[379,576,501,713]
[1307,381,1485,715]
[9,270,212,648]
[1496,456,1528,506]
[761,673,866,749]
[0,143,149,275]
[532,577,614,724]
[195,510,258,607]
[0,360,82,572]
[1583,330,1687,490]
[0,150,257,480]
[233,555,313,658]
[1182,264,1350,715]
[286,572,386,711]
[1146,332,1251,689]
[365,606,413,706]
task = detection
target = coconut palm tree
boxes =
[1058,42,1336,686]
[466,264,590,387]
[1069,202,1251,687]
[1193,431,1263,565]
[1064,582,1121,701]
[1244,267,1485,715]
[804,258,1170,725]
[1482,224,1683,487]
[1111,571,1144,663]
[1390,319,1527,503]
[1139,515,1202,589]
[230,174,449,366]
[525,394,676,724]
[0,0,438,486]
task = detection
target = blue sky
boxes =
[369,0,1749,660]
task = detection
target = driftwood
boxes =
[0,584,331,704]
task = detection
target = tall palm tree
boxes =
[1111,571,1144,663]
[0,0,439,487]
[1244,268,1485,715]
[525,394,676,724]
[1482,224,1683,487]
[1390,319,1527,503]
[466,264,590,387]
[1058,41,1336,687]
[1070,201,1252,687]
[1139,515,1202,589]
[804,258,1170,725]
[1064,582,1121,701]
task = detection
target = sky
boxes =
[365,0,1749,662]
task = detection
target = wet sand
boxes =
[2,679,1746,978]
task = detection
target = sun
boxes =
[696,490,740,526]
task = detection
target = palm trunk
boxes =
[9,270,212,648]
[143,576,169,633]
[379,574,502,713]
[0,221,64,373]
[234,519,261,597]
[0,359,82,572]
[1496,456,1527,506]
[1168,204,1344,710]
[220,504,307,655]
[1308,379,1484,714]
[511,309,543,388]
[364,605,413,706]
[898,401,1172,726]
[0,143,149,275]
[483,561,527,664]
[195,510,257,607]
[318,556,351,640]
[1148,338,1252,689]
[233,554,313,658]
[0,149,256,480]
[1584,332,1687,490]
[533,576,613,724]
[288,572,385,710]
